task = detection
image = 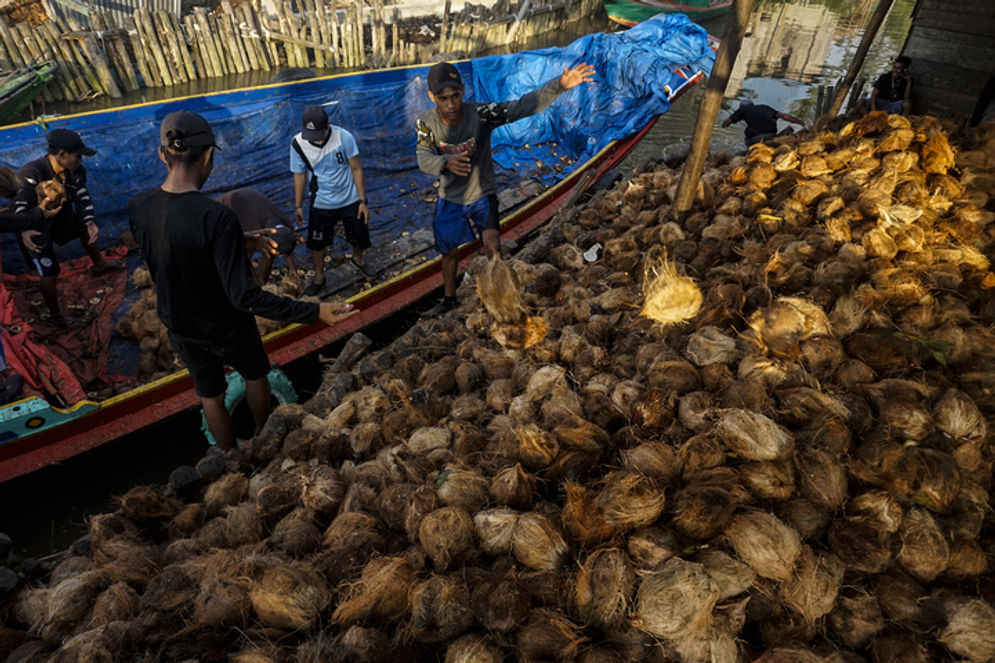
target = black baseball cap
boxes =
[301,106,329,142]
[47,129,96,156]
[160,110,217,150]
[266,218,298,255]
[428,62,463,94]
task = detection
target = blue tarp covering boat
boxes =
[0,15,714,481]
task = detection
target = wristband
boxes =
[358,198,368,204]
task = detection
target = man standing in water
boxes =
[415,60,596,316]
[129,111,355,450]
[721,99,806,146]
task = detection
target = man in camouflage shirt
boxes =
[415,60,595,316]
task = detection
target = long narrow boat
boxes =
[0,61,58,125]
[0,15,715,482]
[605,0,733,28]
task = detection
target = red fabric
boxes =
[1,246,129,402]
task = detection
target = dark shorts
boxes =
[168,329,270,398]
[306,201,371,251]
[432,194,499,255]
[18,210,86,278]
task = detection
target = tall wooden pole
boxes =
[824,0,894,118]
[672,0,754,219]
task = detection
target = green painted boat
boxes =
[605,0,732,27]
[0,61,58,125]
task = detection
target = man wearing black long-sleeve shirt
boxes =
[129,111,355,449]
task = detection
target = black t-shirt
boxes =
[728,104,779,139]
[874,72,910,101]
[128,188,318,342]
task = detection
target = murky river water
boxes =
[0,0,914,558]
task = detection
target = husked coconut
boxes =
[725,510,801,580]
[780,546,845,623]
[640,249,702,327]
[517,608,587,662]
[419,506,475,571]
[574,547,636,630]
[512,512,568,571]
[249,563,330,630]
[332,556,416,626]
[406,574,474,643]
[696,549,755,600]
[713,408,794,460]
[896,507,949,582]
[940,598,995,663]
[445,634,502,663]
[685,326,739,366]
[473,508,519,556]
[634,557,718,639]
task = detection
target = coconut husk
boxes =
[445,634,503,663]
[713,408,794,460]
[677,434,726,477]
[889,446,961,511]
[747,297,831,358]
[140,563,200,613]
[419,506,475,571]
[116,485,177,522]
[671,484,739,540]
[323,625,389,663]
[634,557,718,640]
[896,507,949,582]
[167,503,205,540]
[946,540,989,579]
[49,556,93,587]
[435,465,489,513]
[780,546,844,624]
[793,448,846,510]
[320,511,386,581]
[87,581,139,629]
[937,598,995,663]
[685,326,739,366]
[677,391,715,433]
[826,588,886,649]
[776,498,830,541]
[195,575,252,626]
[517,608,587,662]
[934,388,988,442]
[249,563,330,630]
[514,423,559,470]
[640,249,702,327]
[255,475,301,524]
[827,514,892,574]
[619,441,680,482]
[725,510,801,581]
[645,359,701,393]
[625,525,679,571]
[873,569,934,631]
[93,539,161,588]
[752,646,824,663]
[469,574,530,633]
[596,471,666,533]
[473,508,518,556]
[489,463,537,509]
[87,513,139,549]
[574,548,636,631]
[298,464,346,518]
[512,512,569,571]
[405,574,474,643]
[270,507,321,558]
[870,629,930,663]
[561,481,614,547]
[696,549,755,601]
[332,555,415,626]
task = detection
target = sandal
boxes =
[90,259,126,275]
[351,258,378,278]
[302,280,325,297]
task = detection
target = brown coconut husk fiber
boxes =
[445,634,503,663]
[419,506,475,571]
[405,574,474,643]
[517,608,587,662]
[939,598,995,663]
[779,546,845,623]
[332,556,416,626]
[634,557,718,640]
[724,510,801,581]
[574,547,636,630]
[248,563,330,630]
[512,512,569,571]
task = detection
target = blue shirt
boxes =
[289,126,360,210]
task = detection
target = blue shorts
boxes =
[432,194,499,254]
[874,98,905,113]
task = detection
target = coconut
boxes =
[93,539,161,588]
[870,630,929,663]
[473,508,519,556]
[776,498,830,541]
[489,463,537,509]
[794,447,847,510]
[747,297,831,357]
[512,512,568,571]
[87,581,140,628]
[418,506,475,571]
[435,465,489,513]
[255,475,300,524]
[406,574,474,643]
[713,408,794,460]
[514,424,560,469]
[297,464,345,518]
[116,485,177,522]
[561,482,614,547]
[640,249,702,327]
[697,549,755,600]
[517,608,586,662]
[634,557,718,640]
[934,388,987,442]
[141,563,200,613]
[332,555,416,626]
[404,486,442,544]
[825,588,886,649]
[87,512,138,549]
[223,502,264,547]
[740,460,795,501]
[677,434,726,477]
[626,525,679,570]
[671,485,739,540]
[896,507,949,582]
[938,598,995,663]
[753,647,825,663]
[49,556,92,587]
[248,563,331,630]
[596,471,666,533]
[725,510,801,581]
[327,625,389,663]
[873,569,932,631]
[826,515,891,574]
[270,507,322,557]
[574,548,636,631]
[445,634,503,663]
[890,446,961,511]
[780,546,844,624]
[195,575,252,626]
[677,391,715,433]
[946,540,989,579]
[619,441,680,482]
[168,503,205,539]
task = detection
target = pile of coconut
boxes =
[115,266,310,380]
[5,113,995,663]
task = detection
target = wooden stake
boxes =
[237,2,265,71]
[276,2,298,67]
[39,21,85,98]
[135,7,173,86]
[352,2,363,68]
[315,0,330,67]
[305,0,324,67]
[80,34,123,97]
[219,0,249,74]
[440,0,451,53]
[327,3,340,67]
[194,7,225,77]
[391,9,399,66]
[673,0,754,219]
[13,23,56,102]
[181,14,207,79]
[125,15,158,86]
[56,17,105,95]
[825,0,894,119]
[33,21,76,100]
[152,9,186,84]
[168,12,197,81]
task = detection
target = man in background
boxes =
[722,99,806,147]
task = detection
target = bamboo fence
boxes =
[0,0,602,107]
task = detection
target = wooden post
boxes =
[290,2,310,66]
[15,23,57,102]
[306,0,324,67]
[440,0,451,53]
[96,12,139,92]
[208,12,235,74]
[276,2,298,67]
[235,3,261,71]
[506,0,531,45]
[33,22,77,99]
[824,0,894,119]
[181,14,207,79]
[168,12,197,81]
[220,1,250,74]
[125,15,158,86]
[40,21,85,98]
[56,17,105,95]
[194,7,226,77]
[152,9,186,84]
[672,0,754,219]
[136,7,174,86]
[80,34,123,97]
[353,2,363,68]
[391,9,399,66]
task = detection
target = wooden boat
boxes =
[605,0,733,28]
[0,61,58,125]
[0,15,714,482]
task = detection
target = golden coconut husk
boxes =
[671,485,738,540]
[792,179,830,206]
[794,447,847,510]
[595,471,666,534]
[725,510,801,581]
[484,378,513,413]
[419,506,475,571]
[470,574,530,632]
[473,507,518,556]
[748,296,831,358]
[270,508,321,558]
[254,475,300,524]
[488,463,537,509]
[298,464,346,518]
[332,555,416,626]
[445,634,503,663]
[946,540,989,579]
[168,503,205,540]
[377,483,420,532]
[512,512,569,571]
[640,249,702,327]
[87,513,138,550]
[634,557,718,640]
[248,563,331,630]
[87,581,140,629]
[436,465,489,513]
[619,441,680,482]
[696,549,755,601]
[574,547,636,631]
[685,325,738,366]
[939,598,995,663]
[713,408,794,461]
[780,546,844,624]
[405,574,474,643]
[896,507,949,582]
[116,485,177,522]
[890,446,961,511]
[517,608,587,662]
[934,388,987,442]
[846,490,904,534]
[403,485,442,545]
[776,498,830,541]
[747,142,776,163]
[772,149,799,172]
[626,525,679,571]
[550,244,585,271]
[870,630,929,663]
[350,423,384,458]
[322,511,386,575]
[669,624,738,663]
[816,195,845,221]
[740,460,795,501]
[921,131,956,174]
[798,336,846,379]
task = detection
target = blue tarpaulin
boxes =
[0,14,713,273]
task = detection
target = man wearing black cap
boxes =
[415,60,595,316]
[12,128,124,326]
[129,110,356,450]
[291,105,373,296]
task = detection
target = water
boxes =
[0,0,915,559]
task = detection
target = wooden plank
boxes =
[328,3,340,67]
[314,0,331,67]
[276,2,299,67]
[237,2,265,71]
[33,20,78,100]
[905,26,995,67]
[55,17,105,96]
[208,12,235,74]
[219,0,249,74]
[13,23,56,102]
[125,14,159,87]
[168,11,197,81]
[135,7,173,86]
[243,3,271,71]
[95,11,139,92]
[305,0,324,67]
[80,34,123,97]
[182,13,208,79]
[194,7,225,77]
[39,20,85,98]
[153,9,187,84]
